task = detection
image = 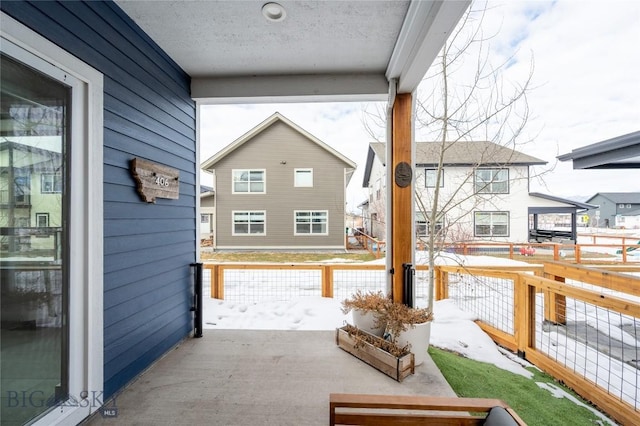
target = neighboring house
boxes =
[201,113,356,250]
[584,193,640,228]
[362,141,591,243]
[200,185,215,241]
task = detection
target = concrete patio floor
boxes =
[84,329,457,425]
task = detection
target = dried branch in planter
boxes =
[341,290,390,314]
[343,324,410,358]
[384,303,434,338]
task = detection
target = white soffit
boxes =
[115,0,470,102]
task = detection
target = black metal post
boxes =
[191,262,203,338]
[402,263,415,308]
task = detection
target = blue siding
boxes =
[1,1,197,398]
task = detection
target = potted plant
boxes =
[341,290,389,337]
[383,303,433,366]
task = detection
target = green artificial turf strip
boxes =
[429,347,611,426]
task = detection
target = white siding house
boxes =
[363,141,591,243]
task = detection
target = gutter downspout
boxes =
[385,79,397,295]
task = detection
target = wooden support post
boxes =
[390,93,413,304]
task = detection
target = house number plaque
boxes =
[130,158,180,203]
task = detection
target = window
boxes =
[41,173,62,193]
[415,211,443,236]
[474,169,508,194]
[474,211,509,237]
[294,168,313,187]
[425,169,443,188]
[232,169,265,193]
[200,214,209,223]
[295,211,328,235]
[233,211,265,235]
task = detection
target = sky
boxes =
[199,1,640,211]
[201,251,626,425]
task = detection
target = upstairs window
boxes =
[474,169,508,194]
[41,173,62,193]
[294,168,313,187]
[425,169,443,188]
[233,169,265,193]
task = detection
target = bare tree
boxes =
[364,3,551,312]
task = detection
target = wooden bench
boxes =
[330,393,527,425]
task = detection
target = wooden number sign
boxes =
[130,158,180,203]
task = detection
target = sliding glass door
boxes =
[1,52,69,425]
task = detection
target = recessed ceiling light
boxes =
[262,2,286,22]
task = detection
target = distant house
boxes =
[200,185,215,241]
[584,193,640,228]
[201,113,356,250]
[616,208,640,229]
[362,141,592,243]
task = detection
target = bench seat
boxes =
[329,393,526,425]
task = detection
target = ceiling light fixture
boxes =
[262,2,286,22]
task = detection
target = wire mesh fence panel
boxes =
[415,269,430,307]
[223,268,322,304]
[203,268,212,298]
[447,273,514,334]
[535,293,640,410]
[332,268,387,302]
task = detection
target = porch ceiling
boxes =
[114,0,470,102]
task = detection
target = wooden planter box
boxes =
[336,325,414,382]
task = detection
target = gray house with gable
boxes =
[201,113,356,250]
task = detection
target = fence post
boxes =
[322,265,333,298]
[509,243,514,260]
[575,245,581,264]
[514,275,524,356]
[543,269,566,325]
[553,244,559,261]
[210,264,218,299]
[216,265,224,300]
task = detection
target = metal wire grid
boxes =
[415,269,430,307]
[535,294,640,410]
[221,268,323,304]
[330,268,386,302]
[447,272,514,334]
[202,268,212,298]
